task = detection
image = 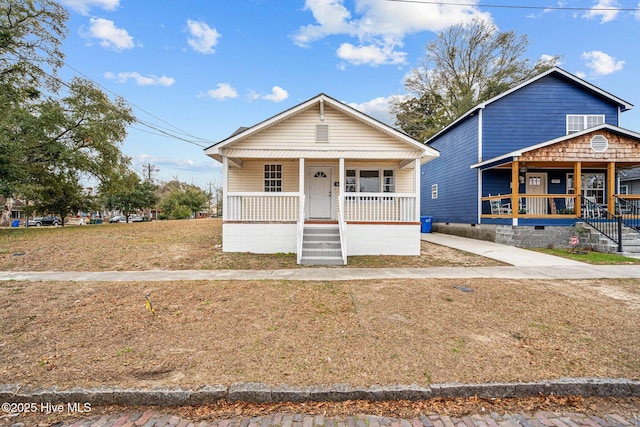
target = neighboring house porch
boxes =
[473,125,640,252]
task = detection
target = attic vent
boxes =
[316,124,329,142]
[591,134,608,152]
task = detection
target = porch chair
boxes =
[490,198,511,215]
[583,196,603,218]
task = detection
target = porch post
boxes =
[607,161,616,213]
[339,157,345,220]
[574,162,582,218]
[299,157,305,219]
[415,158,421,222]
[222,156,228,221]
[511,159,519,225]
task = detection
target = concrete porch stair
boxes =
[578,221,640,256]
[300,225,344,265]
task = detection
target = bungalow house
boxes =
[421,67,640,251]
[204,93,439,265]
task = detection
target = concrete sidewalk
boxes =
[421,232,587,266]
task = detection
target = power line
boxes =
[384,0,640,11]
[63,62,216,146]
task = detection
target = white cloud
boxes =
[104,72,175,86]
[292,0,491,66]
[581,50,625,75]
[60,0,119,15]
[133,154,219,175]
[204,83,238,100]
[85,18,134,51]
[582,0,620,23]
[262,86,289,102]
[337,42,406,66]
[635,1,640,19]
[186,19,221,54]
[348,96,397,125]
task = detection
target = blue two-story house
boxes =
[421,67,640,248]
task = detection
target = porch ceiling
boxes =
[222,148,425,160]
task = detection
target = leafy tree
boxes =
[392,18,558,140]
[159,182,208,220]
[1,0,135,218]
[101,169,159,222]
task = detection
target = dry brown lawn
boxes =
[1,278,638,390]
[0,218,502,271]
[1,219,638,398]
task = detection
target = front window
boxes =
[567,172,605,204]
[264,164,282,192]
[566,114,604,134]
[345,169,395,193]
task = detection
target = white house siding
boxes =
[227,159,300,193]
[223,223,297,253]
[226,104,412,152]
[346,224,420,255]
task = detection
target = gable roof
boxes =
[204,93,439,161]
[427,67,633,143]
[471,123,640,169]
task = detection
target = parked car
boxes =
[109,215,127,223]
[27,215,61,226]
[128,214,143,222]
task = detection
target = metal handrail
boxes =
[580,196,622,252]
[615,196,640,233]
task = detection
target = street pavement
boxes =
[3,408,639,427]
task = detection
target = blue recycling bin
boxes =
[420,215,433,233]
[11,220,20,228]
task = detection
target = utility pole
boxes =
[143,163,159,182]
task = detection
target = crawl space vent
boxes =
[590,134,608,152]
[316,124,329,142]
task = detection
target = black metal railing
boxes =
[615,196,640,232]
[580,196,623,252]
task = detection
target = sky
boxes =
[55,0,640,188]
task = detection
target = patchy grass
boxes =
[532,248,640,264]
[0,278,638,390]
[0,219,502,271]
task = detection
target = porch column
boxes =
[574,162,582,218]
[299,158,305,219]
[511,159,519,225]
[222,156,228,221]
[414,158,421,222]
[607,161,616,213]
[339,158,345,221]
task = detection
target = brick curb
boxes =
[1,378,638,407]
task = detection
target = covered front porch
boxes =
[473,126,640,227]
[221,157,423,264]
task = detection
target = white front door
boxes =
[308,166,333,219]
[525,172,548,215]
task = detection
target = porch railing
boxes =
[296,194,305,264]
[226,192,301,221]
[342,193,417,222]
[482,194,580,217]
[615,195,640,233]
[337,195,347,264]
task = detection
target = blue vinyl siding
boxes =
[482,74,619,160]
[421,115,479,223]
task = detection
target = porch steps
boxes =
[300,225,344,265]
[578,222,640,255]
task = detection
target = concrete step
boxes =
[303,234,340,242]
[303,241,341,250]
[302,248,343,258]
[304,227,339,234]
[299,255,344,265]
